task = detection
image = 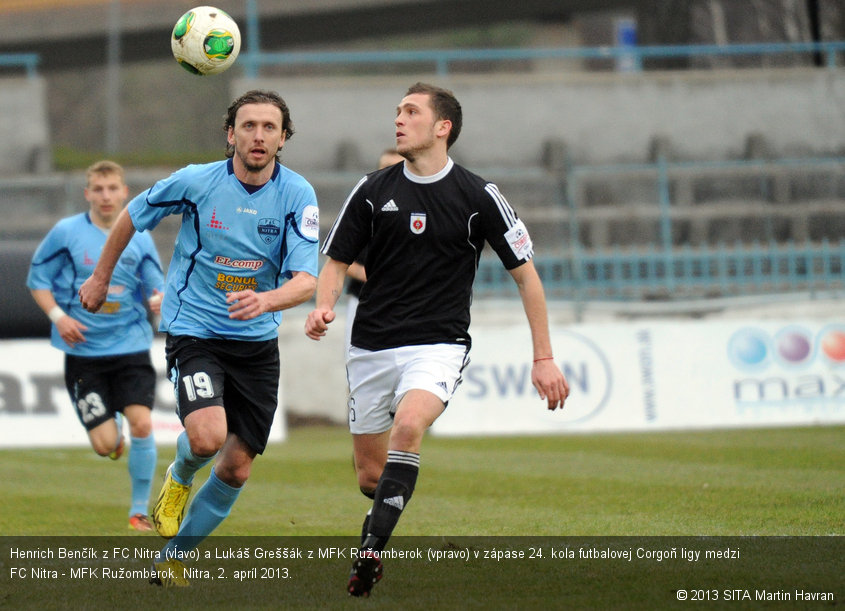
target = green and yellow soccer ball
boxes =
[171,6,241,75]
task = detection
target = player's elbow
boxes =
[296,273,317,303]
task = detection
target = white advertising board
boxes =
[0,338,286,448]
[431,319,845,436]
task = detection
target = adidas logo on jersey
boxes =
[383,495,405,510]
[381,199,399,212]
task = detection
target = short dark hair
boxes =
[405,82,462,149]
[223,90,295,159]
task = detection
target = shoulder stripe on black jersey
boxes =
[484,183,518,226]
[322,175,368,254]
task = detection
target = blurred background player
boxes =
[79,90,319,587]
[306,83,568,596]
[343,148,404,351]
[27,160,164,532]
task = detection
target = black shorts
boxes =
[165,334,280,454]
[65,351,156,431]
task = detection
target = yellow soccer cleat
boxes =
[149,558,190,588]
[152,464,191,539]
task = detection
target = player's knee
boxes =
[389,413,426,448]
[215,462,250,487]
[127,415,152,438]
[359,484,376,499]
[91,442,112,457]
[90,433,119,456]
[187,431,225,457]
[187,427,226,456]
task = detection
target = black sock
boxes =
[361,450,420,552]
[359,487,375,544]
[360,509,372,544]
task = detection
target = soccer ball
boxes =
[171,6,241,76]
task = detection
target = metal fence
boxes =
[474,155,845,303]
[0,53,39,78]
[476,240,845,302]
[3,157,844,305]
[240,41,845,77]
[563,156,845,248]
[4,40,845,307]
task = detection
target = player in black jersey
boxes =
[342,149,404,353]
[305,82,569,597]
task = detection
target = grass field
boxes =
[1,425,843,608]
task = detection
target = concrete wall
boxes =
[237,68,845,171]
[275,298,578,424]
[0,77,51,175]
[276,293,845,424]
[5,66,844,177]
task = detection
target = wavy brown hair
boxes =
[223,90,295,160]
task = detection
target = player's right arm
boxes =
[30,287,88,347]
[78,208,136,312]
[346,261,367,283]
[304,257,349,340]
[310,175,371,340]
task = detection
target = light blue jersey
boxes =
[27,212,164,356]
[129,159,319,341]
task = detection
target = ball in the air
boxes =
[171,6,241,76]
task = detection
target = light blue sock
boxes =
[171,431,215,486]
[112,413,125,453]
[127,434,156,516]
[157,468,241,560]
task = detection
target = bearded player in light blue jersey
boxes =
[28,160,164,532]
[80,90,319,587]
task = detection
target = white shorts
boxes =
[346,343,470,435]
[344,295,359,354]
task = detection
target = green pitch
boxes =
[1,425,842,608]
[2,425,842,537]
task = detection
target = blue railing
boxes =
[0,53,40,78]
[565,156,845,253]
[475,240,845,302]
[471,154,845,302]
[240,41,845,78]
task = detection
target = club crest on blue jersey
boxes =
[258,218,281,244]
[410,213,427,235]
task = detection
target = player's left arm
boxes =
[227,270,316,320]
[228,192,319,320]
[508,260,569,411]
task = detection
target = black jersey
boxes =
[322,159,534,351]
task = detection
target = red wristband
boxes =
[533,357,554,363]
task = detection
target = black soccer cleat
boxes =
[347,550,383,597]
